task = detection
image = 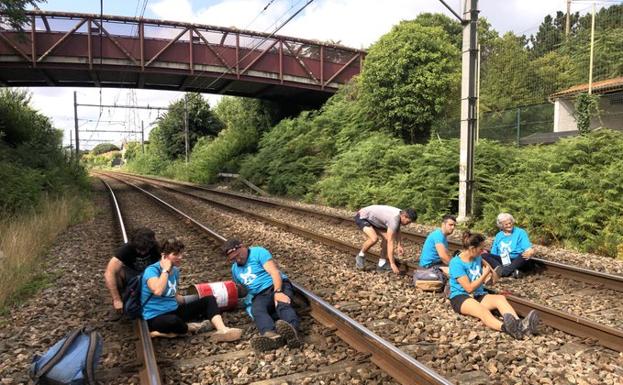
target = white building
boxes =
[551,76,623,133]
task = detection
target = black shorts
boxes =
[450,294,487,314]
[354,213,380,231]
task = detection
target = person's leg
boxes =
[459,298,503,331]
[147,312,187,335]
[176,296,242,341]
[251,290,277,334]
[479,294,518,318]
[499,257,529,277]
[275,282,300,329]
[360,226,379,254]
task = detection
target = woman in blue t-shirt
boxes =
[142,237,243,341]
[482,213,535,279]
[448,231,539,339]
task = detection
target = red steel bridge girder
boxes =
[0,11,365,105]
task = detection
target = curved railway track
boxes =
[106,171,623,353]
[98,173,453,385]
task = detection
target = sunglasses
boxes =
[225,245,241,256]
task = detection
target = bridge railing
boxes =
[0,11,365,91]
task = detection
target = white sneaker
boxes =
[355,254,365,270]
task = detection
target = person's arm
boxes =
[386,228,400,273]
[263,259,290,305]
[456,264,491,293]
[104,257,124,311]
[519,230,535,259]
[176,294,185,304]
[146,259,172,296]
[435,243,452,264]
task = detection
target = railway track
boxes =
[98,173,454,385]
[106,171,623,353]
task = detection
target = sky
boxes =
[20,0,610,149]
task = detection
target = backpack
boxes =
[413,266,447,292]
[30,328,102,385]
[122,273,154,319]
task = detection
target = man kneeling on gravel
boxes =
[223,239,301,352]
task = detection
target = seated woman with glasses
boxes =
[142,237,243,341]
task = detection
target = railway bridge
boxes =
[0,11,365,106]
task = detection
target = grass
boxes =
[0,192,93,312]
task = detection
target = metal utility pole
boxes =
[141,120,145,154]
[184,95,189,164]
[588,2,596,95]
[73,91,80,158]
[458,0,479,222]
[566,0,572,37]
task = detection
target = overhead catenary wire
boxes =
[198,0,315,92]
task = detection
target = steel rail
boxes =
[102,172,454,385]
[98,176,162,385]
[114,172,623,292]
[109,172,623,353]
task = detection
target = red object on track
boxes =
[190,281,239,311]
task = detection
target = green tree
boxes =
[91,143,120,155]
[0,0,43,31]
[150,93,223,160]
[359,21,460,143]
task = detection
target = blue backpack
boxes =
[122,273,154,319]
[30,328,102,385]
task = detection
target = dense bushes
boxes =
[0,89,88,217]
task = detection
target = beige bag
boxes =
[413,267,446,292]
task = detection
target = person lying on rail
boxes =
[354,205,417,274]
[481,213,535,280]
[142,237,243,341]
[449,231,539,340]
[418,214,457,275]
[222,239,301,352]
[105,227,161,314]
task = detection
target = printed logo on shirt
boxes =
[468,266,482,281]
[164,278,177,297]
[239,266,257,285]
[499,240,512,259]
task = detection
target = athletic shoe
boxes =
[493,265,503,277]
[210,327,243,342]
[502,313,524,340]
[355,254,365,270]
[275,320,302,348]
[250,331,284,352]
[512,269,524,279]
[520,310,540,336]
[376,263,392,273]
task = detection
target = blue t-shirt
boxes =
[141,261,179,320]
[419,228,448,267]
[448,255,486,299]
[231,247,288,318]
[491,226,532,260]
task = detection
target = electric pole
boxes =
[458,0,479,222]
[184,95,189,164]
[141,120,145,154]
[73,91,80,158]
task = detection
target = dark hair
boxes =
[403,208,418,222]
[442,214,457,223]
[161,237,185,255]
[130,227,158,252]
[221,238,243,256]
[462,230,486,249]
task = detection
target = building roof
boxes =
[551,76,623,98]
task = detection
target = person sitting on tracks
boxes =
[143,237,243,340]
[418,214,457,274]
[222,239,301,352]
[105,227,161,314]
[448,231,539,340]
[481,213,535,280]
[354,205,417,274]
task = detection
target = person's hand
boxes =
[522,254,531,260]
[482,264,491,277]
[112,298,123,313]
[391,262,400,274]
[274,292,291,306]
[161,257,173,272]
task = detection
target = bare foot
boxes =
[210,327,243,342]
[149,331,179,338]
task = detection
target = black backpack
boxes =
[122,273,154,319]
